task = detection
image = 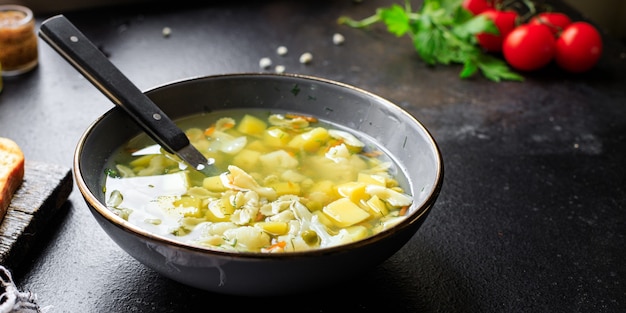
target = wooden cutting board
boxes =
[0,161,73,268]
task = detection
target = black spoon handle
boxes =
[38,14,189,154]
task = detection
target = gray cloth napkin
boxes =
[0,266,47,313]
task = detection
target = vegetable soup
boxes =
[104,109,412,253]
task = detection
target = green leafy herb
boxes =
[104,167,120,178]
[338,0,524,82]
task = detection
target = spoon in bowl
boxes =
[38,15,218,176]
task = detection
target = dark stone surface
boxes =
[0,0,624,312]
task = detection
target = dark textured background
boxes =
[0,0,624,312]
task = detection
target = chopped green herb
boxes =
[291,84,301,96]
[338,0,524,82]
[104,167,120,178]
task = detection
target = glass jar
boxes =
[0,5,38,76]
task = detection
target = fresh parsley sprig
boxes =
[338,0,524,82]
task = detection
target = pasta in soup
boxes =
[104,110,412,253]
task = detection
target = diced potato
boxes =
[365,185,413,207]
[357,172,387,186]
[129,154,154,168]
[336,181,369,203]
[302,155,361,183]
[313,210,334,228]
[203,175,227,192]
[232,149,261,171]
[344,225,370,242]
[287,127,329,153]
[307,179,335,195]
[237,114,268,137]
[187,186,214,198]
[281,170,307,183]
[263,127,292,148]
[245,139,270,153]
[305,179,337,205]
[364,195,389,216]
[256,221,290,235]
[302,198,323,212]
[259,150,299,170]
[174,196,202,209]
[267,181,301,196]
[173,196,203,218]
[323,198,371,227]
[204,207,230,222]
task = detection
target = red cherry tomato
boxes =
[462,0,493,15]
[503,24,556,71]
[555,22,603,73]
[476,9,518,52]
[529,12,572,35]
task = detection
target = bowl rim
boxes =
[74,72,444,259]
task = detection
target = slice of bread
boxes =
[0,137,25,222]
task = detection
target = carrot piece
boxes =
[362,150,384,158]
[263,241,287,253]
[272,241,287,248]
[255,212,264,221]
[204,125,216,136]
[285,113,318,123]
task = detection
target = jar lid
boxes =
[0,5,34,29]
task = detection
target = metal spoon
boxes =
[38,15,218,176]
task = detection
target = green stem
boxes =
[519,0,537,22]
[337,13,381,28]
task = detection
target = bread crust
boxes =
[0,137,25,222]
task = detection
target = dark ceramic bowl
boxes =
[74,73,444,296]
